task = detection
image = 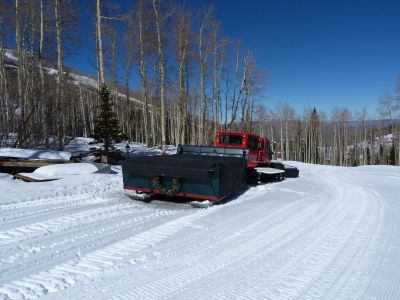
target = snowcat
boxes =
[122,131,299,204]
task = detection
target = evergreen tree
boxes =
[92,85,125,155]
[366,147,371,165]
[389,144,396,165]
[306,107,320,164]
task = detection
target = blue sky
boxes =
[68,0,400,116]
[194,0,400,114]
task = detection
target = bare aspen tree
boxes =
[197,6,212,145]
[378,90,398,164]
[0,2,11,133]
[54,0,65,149]
[285,111,290,161]
[310,108,320,164]
[0,43,7,127]
[123,14,134,135]
[136,0,150,145]
[281,104,295,161]
[342,108,351,166]
[107,25,119,98]
[223,67,229,130]
[379,91,395,126]
[15,0,25,147]
[211,20,219,137]
[240,51,251,130]
[332,110,337,165]
[152,0,167,153]
[217,39,227,132]
[229,41,241,127]
[356,107,368,165]
[38,0,48,144]
[96,0,105,85]
[277,104,285,160]
[362,107,368,165]
[319,111,327,164]
[149,61,158,145]
[256,104,267,137]
[295,117,302,161]
[175,5,190,145]
[78,85,88,137]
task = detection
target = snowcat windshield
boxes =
[220,134,243,145]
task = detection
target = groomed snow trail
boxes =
[0,163,399,299]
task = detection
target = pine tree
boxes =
[93,85,124,155]
[389,144,396,165]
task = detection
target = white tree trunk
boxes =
[96,0,105,85]
[55,0,64,149]
[15,0,25,147]
[137,0,150,146]
[152,0,166,153]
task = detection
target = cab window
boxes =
[220,134,242,145]
[248,136,259,151]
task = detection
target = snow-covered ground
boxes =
[64,137,176,158]
[0,161,400,299]
[0,148,70,161]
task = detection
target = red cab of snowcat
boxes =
[215,131,273,168]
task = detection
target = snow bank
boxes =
[64,137,177,157]
[0,147,71,161]
[34,163,98,176]
[17,163,98,181]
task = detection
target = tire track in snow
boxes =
[113,168,345,300]
[87,169,337,299]
[0,195,108,225]
[0,175,120,209]
[0,207,180,283]
[108,179,346,300]
[0,200,108,231]
[154,173,329,269]
[207,170,381,300]
[318,188,384,300]
[0,200,147,245]
[0,206,220,299]
[354,190,400,300]
[255,188,374,299]
[151,193,314,266]
[77,183,319,299]
[172,199,349,298]
[0,179,121,223]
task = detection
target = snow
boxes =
[0,148,71,161]
[375,133,393,144]
[0,159,400,299]
[44,67,58,76]
[64,137,177,157]
[4,50,17,62]
[69,73,98,89]
[17,163,99,181]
